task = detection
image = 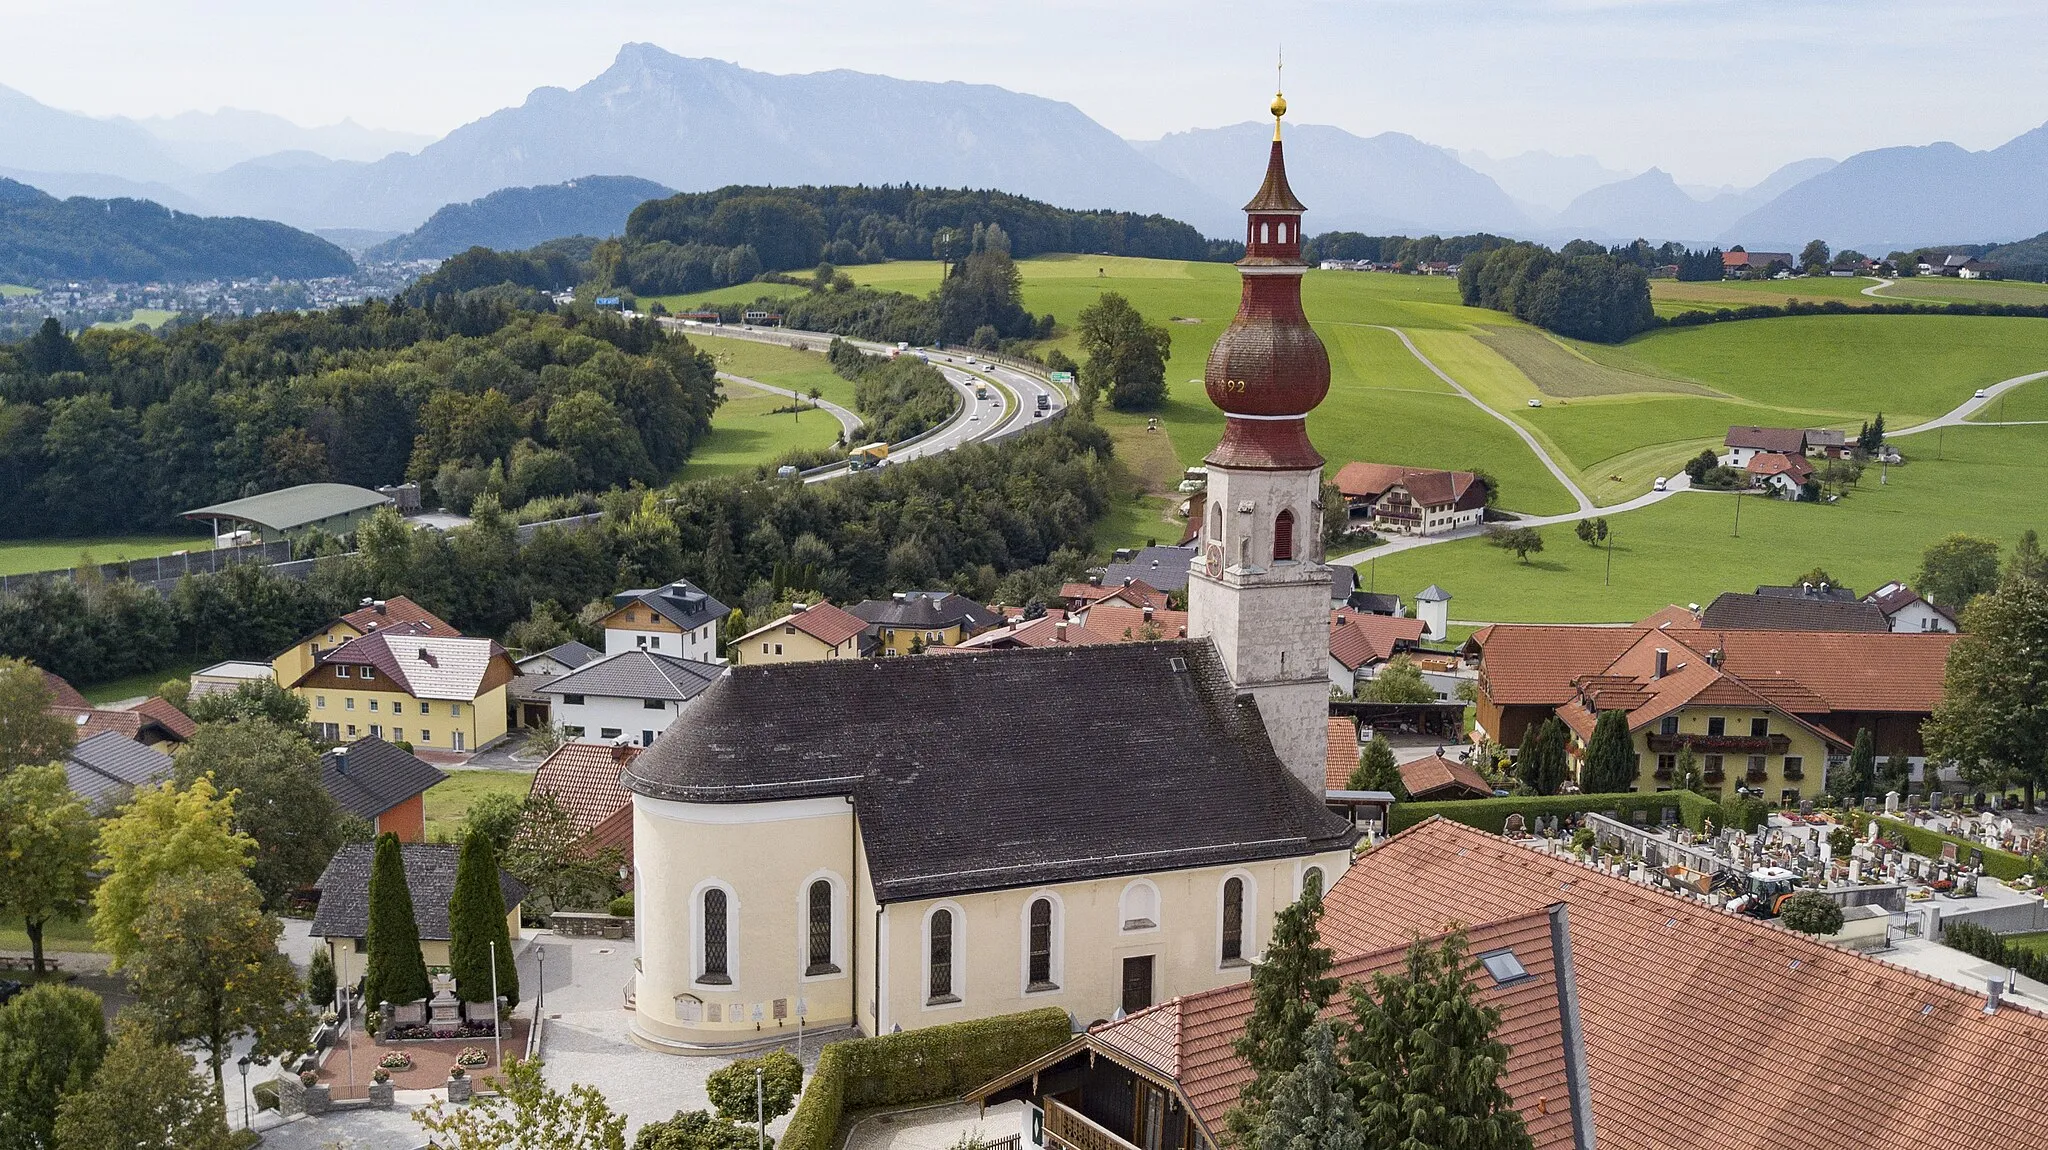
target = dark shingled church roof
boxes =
[624,639,1355,902]
[309,842,527,941]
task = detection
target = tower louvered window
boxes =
[1028,899,1054,989]
[1274,510,1296,562]
[928,909,956,1002]
[1222,877,1245,962]
[807,880,837,975]
[702,889,730,984]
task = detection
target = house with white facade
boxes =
[597,580,728,662]
[1864,581,1959,633]
[538,650,724,748]
[1332,463,1488,537]
[1722,426,1810,468]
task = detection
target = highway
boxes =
[654,317,1068,482]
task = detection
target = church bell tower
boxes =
[1186,88,1335,795]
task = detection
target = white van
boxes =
[1653,476,1668,492]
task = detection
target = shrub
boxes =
[781,1008,1072,1150]
[307,947,336,1008]
[635,1108,765,1150]
[609,893,635,918]
[1778,891,1844,936]
[708,1050,803,1123]
[1876,818,2030,881]
[253,1081,280,1111]
[1389,791,1721,835]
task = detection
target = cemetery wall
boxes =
[1391,791,1722,836]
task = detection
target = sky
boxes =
[4,0,2046,186]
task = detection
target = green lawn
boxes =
[1649,275,1880,316]
[1353,419,2048,623]
[0,283,38,298]
[421,769,534,844]
[674,387,845,481]
[1872,278,2048,306]
[681,333,859,409]
[0,533,212,576]
[0,916,98,956]
[80,660,209,705]
[91,308,179,331]
[2004,930,2048,956]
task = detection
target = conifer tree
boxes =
[1254,1022,1364,1150]
[449,830,520,1007]
[1226,886,1338,1148]
[1579,709,1636,793]
[364,832,431,1010]
[1844,727,1877,799]
[1346,736,1406,799]
[1344,931,1533,1150]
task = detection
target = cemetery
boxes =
[1498,791,2048,950]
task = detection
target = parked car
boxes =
[1527,398,1543,408]
[1654,476,1669,492]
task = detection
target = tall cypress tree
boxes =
[1844,726,1877,799]
[1580,709,1637,793]
[363,833,430,1011]
[1514,723,1543,794]
[1344,931,1533,1150]
[1226,886,1338,1148]
[448,830,520,1007]
[1254,1022,1365,1150]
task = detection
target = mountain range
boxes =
[367,176,674,260]
[2,47,2046,257]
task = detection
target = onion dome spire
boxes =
[1201,92,1330,472]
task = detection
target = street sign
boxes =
[1049,371,1074,384]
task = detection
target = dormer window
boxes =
[336,666,351,678]
[360,668,374,682]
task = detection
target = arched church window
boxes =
[928,909,957,1003]
[807,880,837,975]
[1209,502,1222,543]
[1302,867,1325,899]
[1274,509,1296,562]
[1028,899,1055,989]
[1222,877,1245,962]
[701,888,731,984]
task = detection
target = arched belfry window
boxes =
[1274,509,1296,562]
[1209,502,1222,543]
[807,880,837,975]
[701,888,731,984]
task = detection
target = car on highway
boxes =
[1976,388,1989,398]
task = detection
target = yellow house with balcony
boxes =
[271,596,461,687]
[286,629,517,755]
[1555,635,1843,803]
[730,602,874,665]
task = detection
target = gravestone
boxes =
[1504,813,1526,837]
[1800,800,1814,815]
[1884,791,1901,814]
[427,974,462,1037]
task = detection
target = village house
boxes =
[64,731,175,813]
[1863,580,1958,633]
[1099,545,1197,592]
[318,737,447,843]
[1699,586,1889,631]
[849,590,1003,656]
[189,660,278,699]
[1332,462,1488,537]
[949,602,1192,651]
[537,649,723,746]
[1745,451,1814,497]
[1802,427,1851,458]
[1309,817,2048,1150]
[624,99,1357,1052]
[506,640,602,730]
[731,602,873,665]
[1721,425,1809,468]
[1325,608,1427,695]
[286,630,517,754]
[597,580,728,662]
[1468,616,1955,784]
[308,842,527,990]
[529,741,640,861]
[271,596,461,688]
[40,668,195,749]
[1721,250,1794,277]
[1058,578,1170,614]
[965,906,1588,1150]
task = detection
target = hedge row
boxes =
[1875,817,2032,881]
[1389,790,1722,835]
[1663,297,2048,329]
[781,1007,1073,1150]
[1942,922,2048,984]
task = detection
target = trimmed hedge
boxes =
[1663,297,2048,329]
[1389,791,1721,835]
[1875,817,2031,881]
[782,1007,1072,1150]
[1943,922,2048,984]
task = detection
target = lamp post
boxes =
[1732,489,1744,537]
[537,945,546,1018]
[490,940,503,1071]
[237,1054,251,1131]
[756,1066,766,1150]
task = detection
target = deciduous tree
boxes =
[1779,890,1844,936]
[1076,292,1171,411]
[92,778,253,967]
[1342,931,1532,1150]
[125,868,308,1094]
[412,1057,626,1150]
[0,658,73,775]
[1916,533,2001,612]
[633,1110,763,1150]
[182,678,308,727]
[364,832,432,1010]
[1356,657,1435,704]
[1485,525,1544,564]
[449,830,520,1007]
[52,1020,233,1150]
[1924,575,2048,808]
[0,982,107,1150]
[705,1050,803,1123]
[1579,709,1636,793]
[0,764,97,975]
[171,719,339,906]
[503,792,624,916]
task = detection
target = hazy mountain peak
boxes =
[1460,148,1637,213]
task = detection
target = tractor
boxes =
[1718,866,1802,919]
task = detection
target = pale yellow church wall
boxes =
[873,848,1351,1034]
[632,793,858,1047]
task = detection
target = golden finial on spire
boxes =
[1271,48,1287,140]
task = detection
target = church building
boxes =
[623,92,1352,1051]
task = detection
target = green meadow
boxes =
[0,533,211,576]
[674,386,844,482]
[683,332,860,409]
[0,283,38,298]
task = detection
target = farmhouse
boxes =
[1721,425,1809,467]
[1332,462,1488,537]
[1325,608,1428,695]
[1863,580,1958,633]
[1721,250,1794,276]
[623,97,1357,1052]
[1316,817,2048,1150]
[1745,450,1814,496]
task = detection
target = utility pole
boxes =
[1732,489,1743,537]
[490,941,502,1071]
[1605,528,1614,586]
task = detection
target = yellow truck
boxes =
[847,442,890,470]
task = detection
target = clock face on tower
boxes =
[1204,538,1226,578]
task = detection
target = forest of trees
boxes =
[0,298,722,537]
[1303,231,1511,267]
[0,178,356,284]
[0,418,1117,685]
[1458,242,1656,343]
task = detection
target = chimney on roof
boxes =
[360,597,374,608]
[1801,582,1812,596]
[1335,614,1347,625]
[611,740,633,765]
[1123,576,1135,587]
[1054,621,1068,643]
[1818,582,1829,596]
[893,593,906,602]
[1653,648,1669,679]
[1142,605,1154,623]
[1707,648,1723,667]
[418,647,437,667]
[374,600,387,614]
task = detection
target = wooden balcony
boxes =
[1046,1098,1141,1150]
[1645,733,1791,755]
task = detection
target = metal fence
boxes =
[0,538,292,596]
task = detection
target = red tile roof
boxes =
[1745,451,1814,483]
[42,670,89,710]
[1324,818,2048,1150]
[1081,603,1190,640]
[1636,604,1700,630]
[1328,609,1427,670]
[1333,462,1487,510]
[340,596,461,638]
[1399,752,1495,800]
[1325,716,1359,791]
[130,696,197,741]
[1060,579,1169,610]
[1088,908,1582,1150]
[1473,625,1645,704]
[787,602,870,647]
[530,742,639,851]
